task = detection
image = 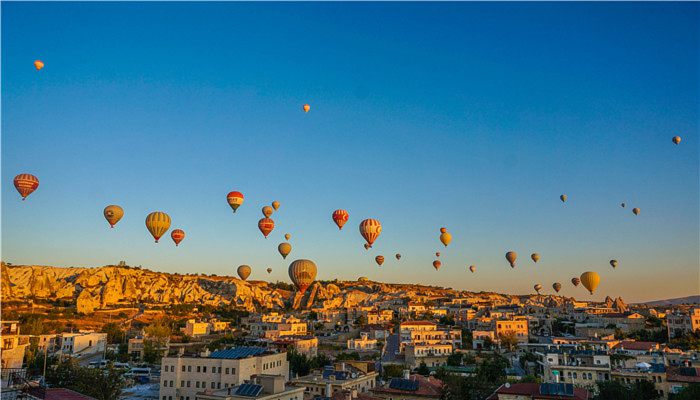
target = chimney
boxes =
[403,369,410,379]
[341,362,346,371]
[325,382,332,397]
[351,389,358,398]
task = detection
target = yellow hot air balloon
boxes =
[103,205,124,228]
[506,251,517,268]
[610,259,618,269]
[534,284,542,294]
[285,233,291,241]
[553,282,562,293]
[272,200,280,211]
[34,60,44,70]
[237,265,251,281]
[303,104,311,113]
[632,208,640,216]
[672,136,681,145]
[375,255,385,266]
[278,242,292,259]
[145,212,171,243]
[580,271,600,294]
[440,232,452,247]
[288,259,317,292]
[469,265,476,273]
[433,260,441,271]
[560,194,567,203]
[531,253,540,263]
[262,206,274,218]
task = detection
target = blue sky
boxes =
[2,2,698,302]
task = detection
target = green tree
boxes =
[670,384,700,399]
[594,381,630,400]
[520,375,541,383]
[382,364,406,379]
[416,362,430,376]
[630,380,661,400]
[307,311,318,321]
[498,331,518,351]
[447,352,463,366]
[46,361,124,400]
[100,322,125,344]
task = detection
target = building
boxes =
[209,319,231,333]
[494,316,529,343]
[399,321,462,351]
[290,363,378,398]
[347,333,378,352]
[57,331,107,357]
[404,343,452,369]
[666,366,700,397]
[537,349,611,389]
[1,321,30,400]
[612,363,668,399]
[270,336,318,358]
[612,341,661,356]
[371,373,443,399]
[249,315,307,340]
[667,308,700,339]
[160,347,288,400]
[194,375,305,400]
[184,320,211,337]
[487,383,590,400]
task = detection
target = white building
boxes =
[195,375,304,400]
[57,331,107,357]
[347,333,378,351]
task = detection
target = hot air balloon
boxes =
[580,271,600,294]
[469,265,476,273]
[272,200,280,211]
[145,212,171,243]
[506,251,517,268]
[531,253,540,263]
[332,209,349,230]
[267,268,272,274]
[227,191,244,213]
[433,260,441,271]
[262,206,274,218]
[560,194,567,203]
[395,253,401,260]
[436,252,441,257]
[278,242,292,259]
[553,282,562,293]
[672,136,681,145]
[34,60,44,70]
[632,208,640,216]
[103,205,124,228]
[359,219,382,248]
[375,256,385,266]
[571,277,580,287]
[171,229,185,246]
[440,231,452,247]
[534,284,542,294]
[237,265,251,281]
[13,174,39,200]
[364,243,370,250]
[288,259,317,292]
[285,233,291,241]
[610,259,618,269]
[303,104,311,113]
[258,218,275,238]
[621,202,626,208]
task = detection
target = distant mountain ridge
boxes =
[641,296,700,306]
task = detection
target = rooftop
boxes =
[209,347,269,360]
[371,374,442,398]
[487,383,590,400]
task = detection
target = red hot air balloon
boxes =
[227,191,244,213]
[332,209,349,230]
[375,255,385,266]
[258,218,275,238]
[14,174,39,200]
[359,218,382,248]
[171,229,185,246]
[433,260,441,271]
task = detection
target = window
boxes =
[188,366,192,372]
[195,382,200,388]
[203,366,207,373]
[182,366,185,372]
[226,368,229,374]
[186,381,190,388]
[180,381,184,387]
[197,366,201,373]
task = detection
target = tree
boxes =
[307,311,318,321]
[382,364,406,379]
[498,331,518,351]
[416,362,430,376]
[439,315,455,326]
[354,315,368,327]
[520,375,541,383]
[447,352,463,366]
[46,361,124,400]
[594,381,630,400]
[143,319,171,364]
[670,384,700,399]
[101,322,125,344]
[630,380,661,400]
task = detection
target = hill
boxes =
[641,296,700,306]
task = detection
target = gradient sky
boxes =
[2,2,698,303]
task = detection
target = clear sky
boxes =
[2,2,698,303]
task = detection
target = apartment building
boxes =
[57,331,107,356]
[404,343,453,368]
[347,333,378,352]
[195,375,304,400]
[537,349,611,390]
[667,308,700,339]
[290,363,378,398]
[494,316,529,343]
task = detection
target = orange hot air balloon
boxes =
[469,265,476,273]
[534,284,542,294]
[272,200,280,211]
[610,259,618,269]
[332,209,349,230]
[103,205,124,228]
[672,136,681,145]
[262,206,274,218]
[258,218,275,238]
[632,208,640,216]
[171,229,185,246]
[440,227,447,234]
[267,268,272,274]
[571,277,580,287]
[34,60,44,70]
[553,282,562,293]
[13,174,39,200]
[278,242,292,259]
[580,271,600,294]
[288,259,317,292]
[531,253,540,263]
[145,212,171,243]
[237,265,251,281]
[395,253,401,260]
[285,233,291,240]
[433,260,441,271]
[226,191,244,213]
[440,232,452,247]
[359,218,382,247]
[303,104,311,113]
[505,251,517,268]
[375,255,385,266]
[364,243,370,250]
[436,252,441,257]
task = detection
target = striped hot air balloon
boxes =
[571,277,581,287]
[288,259,317,292]
[103,205,124,228]
[375,255,385,266]
[359,218,382,247]
[171,229,185,246]
[145,212,171,243]
[332,209,349,230]
[13,174,39,200]
[258,218,275,238]
[226,191,244,213]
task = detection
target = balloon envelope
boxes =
[332,209,349,230]
[303,104,311,113]
[258,218,275,238]
[227,191,244,213]
[34,60,44,70]
[553,282,562,293]
[14,174,39,200]
[440,227,447,234]
[610,259,618,269]
[103,205,124,228]
[267,268,272,274]
[632,208,640,215]
[171,229,185,246]
[272,200,281,210]
[571,277,581,286]
[278,242,292,259]
[237,265,251,281]
[580,271,600,294]
[534,284,542,293]
[506,251,517,268]
[395,253,401,260]
[262,206,274,218]
[560,194,567,202]
[433,260,441,271]
[531,253,540,263]
[440,232,452,247]
[288,259,317,292]
[375,256,385,266]
[285,233,291,240]
[469,265,476,273]
[359,219,382,247]
[435,252,441,257]
[145,212,171,243]
[672,136,681,145]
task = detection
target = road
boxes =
[381,330,400,363]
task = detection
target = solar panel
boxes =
[210,347,266,360]
[235,383,263,397]
[539,383,574,397]
[389,378,419,391]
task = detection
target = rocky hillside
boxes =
[1,263,578,314]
